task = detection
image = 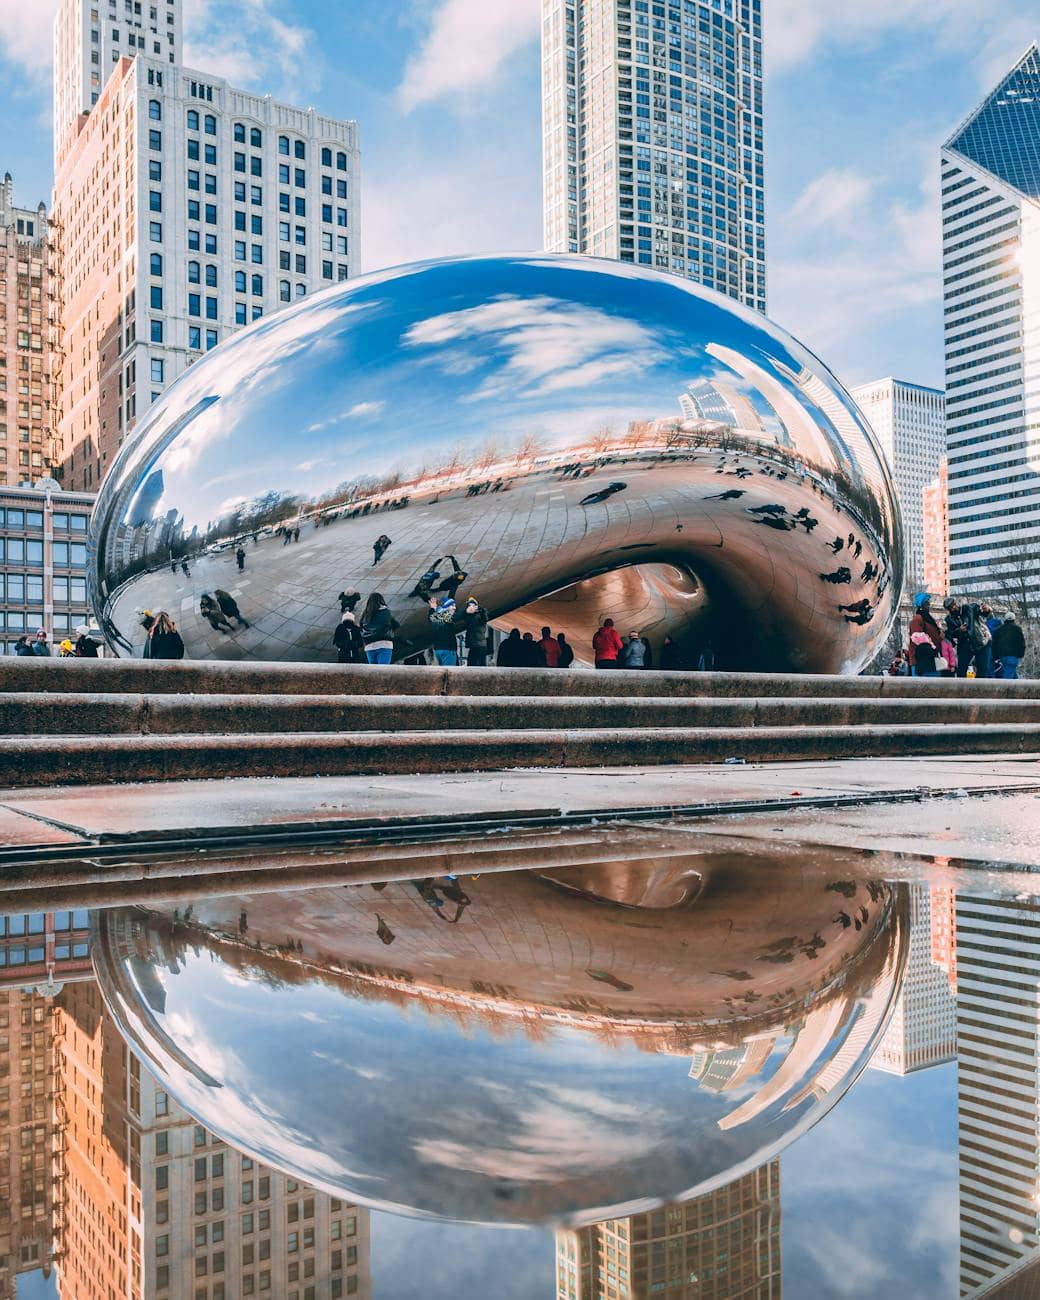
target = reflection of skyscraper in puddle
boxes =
[956,896,1040,1297]
[50,982,372,1299]
[869,885,957,1077]
[555,1161,780,1300]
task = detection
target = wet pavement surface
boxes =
[2,821,1039,1298]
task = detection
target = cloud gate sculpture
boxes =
[93,851,907,1226]
[91,255,903,671]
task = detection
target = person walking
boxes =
[361,593,394,664]
[620,631,647,669]
[461,596,489,666]
[496,628,523,667]
[293,527,300,543]
[214,589,250,629]
[592,617,623,669]
[538,626,561,668]
[30,629,50,658]
[556,631,575,668]
[199,593,235,634]
[148,612,185,660]
[993,612,1026,679]
[428,596,461,666]
[74,625,101,658]
[332,610,366,663]
[908,593,943,677]
[372,534,392,566]
[236,546,246,571]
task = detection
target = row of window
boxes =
[0,578,88,606]
[0,540,86,565]
[0,911,89,936]
[0,509,87,531]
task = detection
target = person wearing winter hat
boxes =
[332,609,366,663]
[461,596,489,666]
[993,611,1026,679]
[908,593,943,676]
[74,625,101,657]
[58,639,75,658]
[428,595,461,666]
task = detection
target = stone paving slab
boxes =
[0,754,1035,844]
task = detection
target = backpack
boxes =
[429,604,456,626]
[971,618,992,649]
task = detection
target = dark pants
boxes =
[595,658,619,669]
[972,645,994,679]
[467,647,488,666]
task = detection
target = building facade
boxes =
[0,176,59,486]
[0,483,95,653]
[868,884,956,1076]
[922,458,950,598]
[941,44,1040,600]
[851,379,945,586]
[555,1161,781,1299]
[541,0,766,311]
[53,0,360,492]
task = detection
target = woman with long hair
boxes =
[361,592,394,665]
[149,611,185,660]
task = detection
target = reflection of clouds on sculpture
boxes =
[93,857,908,1226]
[403,294,664,401]
[91,254,903,671]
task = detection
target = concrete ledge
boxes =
[4,691,1040,735]
[0,657,1036,700]
[0,723,1038,786]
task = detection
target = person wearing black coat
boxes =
[496,628,523,667]
[556,632,575,668]
[519,632,546,667]
[993,614,1026,679]
[332,611,367,663]
[74,625,101,657]
[148,612,185,660]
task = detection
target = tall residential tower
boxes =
[52,0,360,492]
[851,378,945,585]
[541,0,766,310]
[941,44,1040,600]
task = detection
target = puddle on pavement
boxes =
[0,830,1035,1297]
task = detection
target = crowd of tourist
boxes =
[898,592,1027,679]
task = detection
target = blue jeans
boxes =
[434,649,458,666]
[1001,655,1020,679]
[366,647,392,665]
[912,667,938,677]
[973,645,994,679]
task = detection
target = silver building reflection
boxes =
[92,853,908,1227]
[90,255,903,672]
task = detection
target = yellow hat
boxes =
[60,640,73,652]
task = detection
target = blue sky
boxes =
[0,0,1036,392]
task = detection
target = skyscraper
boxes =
[555,1161,780,1299]
[851,379,945,585]
[941,44,1040,599]
[868,884,956,1077]
[52,0,360,492]
[0,175,59,484]
[541,0,766,311]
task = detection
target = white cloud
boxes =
[305,401,386,434]
[0,0,58,75]
[790,169,874,232]
[398,0,540,112]
[181,0,317,96]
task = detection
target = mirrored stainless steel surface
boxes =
[91,255,903,672]
[93,859,907,1226]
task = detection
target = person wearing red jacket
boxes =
[592,618,624,669]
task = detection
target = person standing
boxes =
[361,593,394,664]
[993,612,1026,679]
[332,611,366,663]
[908,593,943,676]
[13,635,33,657]
[556,632,575,668]
[462,597,489,666]
[428,596,461,666]
[148,612,185,660]
[966,603,994,679]
[942,598,971,677]
[30,629,50,658]
[538,626,561,668]
[199,593,235,634]
[236,546,246,571]
[660,635,685,671]
[620,631,647,669]
[519,632,546,667]
[640,636,653,670]
[592,617,623,669]
[496,628,523,666]
[74,625,101,657]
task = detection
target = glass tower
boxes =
[941,44,1040,598]
[541,0,766,311]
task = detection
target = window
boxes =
[205,143,217,165]
[322,204,332,224]
[206,296,218,320]
[295,140,305,159]
[295,255,306,274]
[149,129,162,150]
[188,200,200,220]
[294,197,306,217]
[205,173,217,195]
[150,359,164,385]
[204,114,216,134]
[188,261,200,283]
[156,1165,169,1190]
[150,286,163,309]
[155,1092,168,1117]
[294,168,305,187]
[187,109,199,130]
[322,261,333,280]
[321,147,331,166]
[279,163,290,184]
[149,99,162,120]
[205,233,218,254]
[149,191,162,212]
[155,1132,169,1156]
[206,329,218,351]
[279,280,291,302]
[235,271,246,293]
[234,240,246,261]
[250,156,262,177]
[250,215,262,235]
[188,229,200,251]
[205,265,218,287]
[205,204,217,224]
[251,245,263,264]
[235,303,247,325]
[234,122,245,142]
[188,326,202,349]
[234,152,246,173]
[250,127,262,147]
[187,169,200,191]
[149,253,162,276]
[278,135,290,155]
[150,221,163,242]
[235,211,246,231]
[188,293,201,316]
[279,221,291,241]
[188,138,199,160]
[337,151,347,170]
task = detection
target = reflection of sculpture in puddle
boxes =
[92,859,908,1226]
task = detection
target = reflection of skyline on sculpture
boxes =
[92,255,903,673]
[91,853,908,1228]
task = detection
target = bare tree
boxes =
[513,432,545,464]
